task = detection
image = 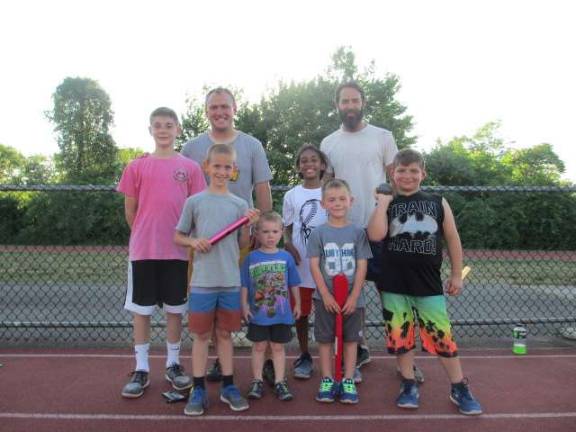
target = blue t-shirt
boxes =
[241,249,301,326]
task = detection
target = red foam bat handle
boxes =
[333,273,349,383]
[208,216,250,245]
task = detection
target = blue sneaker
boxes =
[220,384,249,411]
[396,379,419,409]
[184,386,208,416]
[315,377,337,403]
[339,378,359,404]
[293,352,313,379]
[450,380,483,415]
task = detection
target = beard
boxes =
[339,108,364,130]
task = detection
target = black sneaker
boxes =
[121,370,150,398]
[206,359,223,382]
[262,359,275,387]
[165,363,193,391]
[247,379,264,399]
[274,380,293,401]
[356,345,371,368]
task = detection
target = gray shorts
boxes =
[313,299,363,343]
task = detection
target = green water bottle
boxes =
[513,325,527,355]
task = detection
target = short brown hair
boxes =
[393,149,426,169]
[149,107,179,125]
[205,143,236,162]
[321,178,352,198]
[256,211,283,230]
[335,81,365,104]
[205,87,236,108]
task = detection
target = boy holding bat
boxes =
[307,179,372,404]
[367,149,482,415]
[175,143,260,416]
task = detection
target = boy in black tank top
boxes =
[367,149,482,416]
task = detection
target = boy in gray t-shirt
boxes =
[307,179,372,405]
[175,143,259,416]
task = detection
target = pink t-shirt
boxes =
[117,153,206,261]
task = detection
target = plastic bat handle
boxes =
[208,216,250,245]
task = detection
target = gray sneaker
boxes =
[396,365,425,384]
[247,379,264,399]
[165,363,193,391]
[293,353,313,379]
[274,380,294,401]
[121,370,150,398]
[353,367,362,384]
[220,384,249,411]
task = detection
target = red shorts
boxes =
[290,287,314,317]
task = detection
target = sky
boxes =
[1,0,575,182]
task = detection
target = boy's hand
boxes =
[292,304,301,320]
[245,208,261,226]
[374,193,394,206]
[445,275,463,296]
[242,302,253,322]
[190,238,211,253]
[284,242,301,265]
[321,292,340,314]
[342,295,358,315]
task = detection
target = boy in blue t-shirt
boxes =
[241,211,301,401]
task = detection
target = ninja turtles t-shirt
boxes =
[379,191,445,296]
[241,250,301,325]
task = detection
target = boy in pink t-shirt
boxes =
[117,107,206,398]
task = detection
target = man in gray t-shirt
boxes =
[181,87,272,211]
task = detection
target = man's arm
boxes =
[254,181,272,212]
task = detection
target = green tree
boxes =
[0,144,25,183]
[501,143,565,185]
[115,147,146,178]
[47,77,118,183]
[21,155,56,185]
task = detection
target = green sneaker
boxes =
[315,377,337,403]
[339,378,359,404]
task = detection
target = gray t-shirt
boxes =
[306,223,372,307]
[176,190,248,287]
[181,131,273,207]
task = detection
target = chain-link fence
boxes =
[1,185,575,348]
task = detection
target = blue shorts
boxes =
[187,287,241,335]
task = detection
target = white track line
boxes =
[1,412,576,421]
[1,353,576,359]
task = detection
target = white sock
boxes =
[166,341,181,368]
[135,343,150,372]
